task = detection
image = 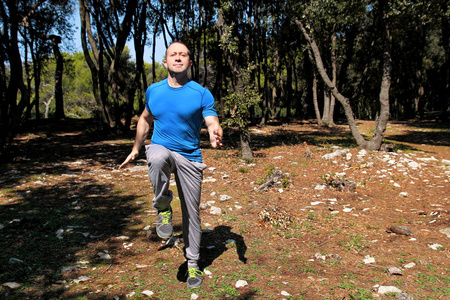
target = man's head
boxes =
[164,41,192,75]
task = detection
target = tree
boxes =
[294,0,392,150]
[217,1,262,160]
[79,0,138,131]
[0,0,74,156]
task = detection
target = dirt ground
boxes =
[0,119,449,300]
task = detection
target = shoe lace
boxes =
[188,268,203,278]
[160,210,171,225]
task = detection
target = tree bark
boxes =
[48,35,64,120]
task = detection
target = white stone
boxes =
[322,149,349,160]
[98,252,111,260]
[3,282,21,289]
[315,184,326,190]
[209,206,222,215]
[311,201,325,206]
[428,243,443,250]
[203,177,217,182]
[190,293,199,300]
[219,195,231,201]
[126,292,136,298]
[141,290,154,297]
[393,183,401,187]
[236,280,248,288]
[399,192,408,197]
[363,255,375,264]
[378,286,402,294]
[74,276,90,283]
[343,208,353,213]
[8,258,24,264]
[281,291,291,296]
[136,264,149,269]
[408,161,420,169]
[404,262,416,269]
[61,265,80,273]
[439,228,450,238]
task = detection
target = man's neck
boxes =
[167,72,189,88]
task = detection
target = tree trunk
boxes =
[49,35,65,120]
[240,131,253,160]
[79,0,113,129]
[217,9,253,159]
[296,18,391,150]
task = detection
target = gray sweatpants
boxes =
[145,144,206,267]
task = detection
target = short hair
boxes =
[166,41,192,59]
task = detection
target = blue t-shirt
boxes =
[145,78,218,162]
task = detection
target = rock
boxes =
[322,149,349,160]
[407,161,420,169]
[428,243,443,250]
[8,258,24,264]
[236,280,248,288]
[315,184,326,190]
[439,228,450,238]
[404,262,416,269]
[363,255,375,264]
[389,225,414,236]
[3,282,21,289]
[329,179,356,191]
[256,170,290,191]
[378,286,402,294]
[387,267,403,276]
[209,206,222,215]
[399,192,408,197]
[61,265,81,273]
[141,290,154,297]
[98,252,111,260]
[219,195,231,201]
[136,264,149,269]
[281,291,291,296]
[396,292,416,300]
[73,275,89,283]
[314,253,326,260]
[380,143,394,152]
[199,202,210,210]
[190,293,199,300]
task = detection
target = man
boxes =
[119,41,223,289]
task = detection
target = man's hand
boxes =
[119,150,139,169]
[210,129,223,148]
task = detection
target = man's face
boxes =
[164,43,192,74]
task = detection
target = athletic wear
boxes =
[156,208,173,239]
[144,78,216,285]
[186,268,204,288]
[145,78,217,162]
[146,144,206,263]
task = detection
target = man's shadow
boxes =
[176,225,247,282]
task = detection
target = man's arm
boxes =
[204,115,223,148]
[119,108,154,168]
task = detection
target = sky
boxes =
[71,9,166,64]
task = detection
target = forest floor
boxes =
[0,118,449,300]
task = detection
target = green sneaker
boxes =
[156,208,173,239]
[186,268,203,289]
